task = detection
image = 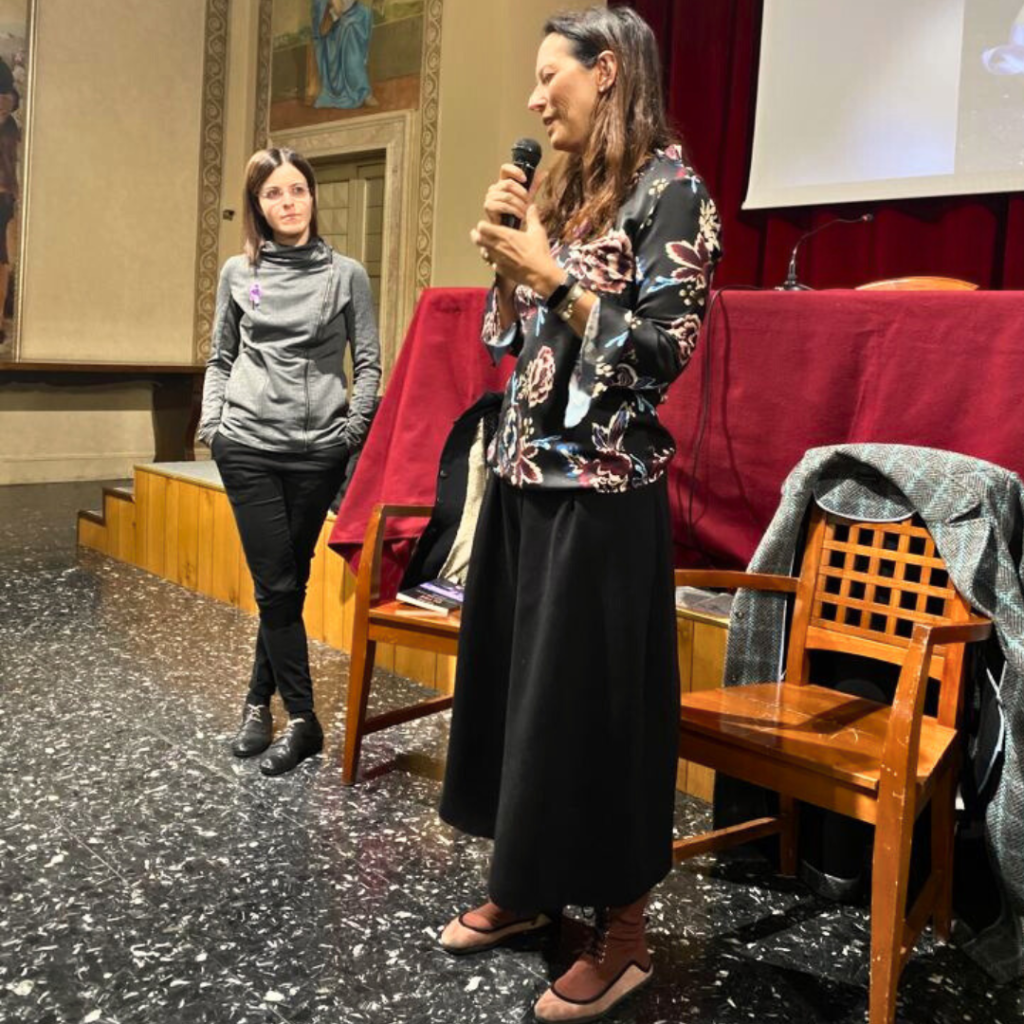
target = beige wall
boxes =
[0,1,256,484]
[431,0,600,287]
[20,1,207,364]
[0,380,155,485]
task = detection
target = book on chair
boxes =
[395,577,464,615]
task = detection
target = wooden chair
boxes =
[673,508,992,1024]
[341,503,460,785]
[856,276,978,291]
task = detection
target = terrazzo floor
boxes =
[1,480,1021,1024]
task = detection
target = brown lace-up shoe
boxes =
[533,894,651,1023]
[440,900,554,956]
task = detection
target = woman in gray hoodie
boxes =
[198,147,381,775]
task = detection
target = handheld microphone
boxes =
[777,213,874,291]
[501,138,542,229]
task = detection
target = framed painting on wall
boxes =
[0,0,28,363]
[270,0,426,132]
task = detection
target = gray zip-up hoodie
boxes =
[199,238,381,452]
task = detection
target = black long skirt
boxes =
[439,475,680,910]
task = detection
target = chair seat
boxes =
[680,683,957,795]
[368,600,461,638]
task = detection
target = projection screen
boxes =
[744,0,1024,209]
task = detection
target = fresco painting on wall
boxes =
[0,0,27,363]
[271,0,424,132]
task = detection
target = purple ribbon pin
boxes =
[249,282,262,309]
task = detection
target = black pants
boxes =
[213,433,348,716]
[440,476,680,910]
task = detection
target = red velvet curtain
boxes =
[614,0,1024,290]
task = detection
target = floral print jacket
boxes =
[483,147,722,492]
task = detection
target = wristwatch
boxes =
[544,272,577,311]
[556,280,586,322]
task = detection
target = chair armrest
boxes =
[893,616,994,719]
[674,569,799,594]
[919,617,993,646]
[378,503,433,520]
[882,615,994,800]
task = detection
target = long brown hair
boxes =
[535,7,682,243]
[242,147,320,265]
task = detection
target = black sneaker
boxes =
[259,716,324,776]
[231,703,273,758]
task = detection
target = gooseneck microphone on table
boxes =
[501,138,543,229]
[776,213,874,291]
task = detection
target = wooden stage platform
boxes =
[77,461,728,799]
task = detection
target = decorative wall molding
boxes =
[8,0,39,363]
[253,0,273,153]
[415,0,443,290]
[191,0,230,364]
[272,112,415,377]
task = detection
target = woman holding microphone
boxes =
[438,7,721,1021]
[199,147,380,776]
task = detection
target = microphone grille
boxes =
[512,138,543,167]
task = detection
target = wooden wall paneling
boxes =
[105,498,121,560]
[163,479,181,585]
[77,518,107,554]
[685,619,728,802]
[177,484,201,590]
[436,653,457,696]
[196,486,218,597]
[691,620,727,690]
[145,473,168,578]
[208,492,235,604]
[376,641,396,672]
[304,526,327,642]
[394,644,437,690]
[104,498,119,561]
[676,615,695,792]
[339,560,356,652]
[100,497,117,557]
[323,534,347,651]
[318,516,351,652]
[237,544,257,616]
[677,618,695,690]
[106,497,121,560]
[227,504,245,608]
[116,497,137,565]
[134,472,151,570]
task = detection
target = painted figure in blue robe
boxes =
[311,0,375,109]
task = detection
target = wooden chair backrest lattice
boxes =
[790,511,972,727]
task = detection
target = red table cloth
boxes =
[330,287,1024,587]
[666,289,1024,568]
